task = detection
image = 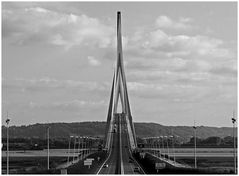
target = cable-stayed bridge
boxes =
[99,11,142,174]
[96,11,187,174]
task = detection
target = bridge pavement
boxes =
[98,131,118,174]
[98,116,143,174]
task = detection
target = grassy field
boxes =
[176,156,235,169]
[134,152,235,174]
[2,151,108,174]
[2,148,236,174]
[2,156,67,174]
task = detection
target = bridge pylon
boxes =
[104,11,137,151]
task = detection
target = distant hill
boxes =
[2,122,235,142]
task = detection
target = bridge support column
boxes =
[104,11,137,151]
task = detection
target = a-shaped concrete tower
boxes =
[104,12,137,150]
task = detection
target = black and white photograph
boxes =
[2,1,237,174]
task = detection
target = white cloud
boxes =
[7,76,230,103]
[29,101,38,108]
[52,99,107,108]
[28,99,107,111]
[179,17,192,23]
[126,26,234,65]
[127,82,163,92]
[25,7,48,13]
[140,29,226,57]
[87,56,101,66]
[7,77,110,93]
[2,6,114,49]
[127,68,236,86]
[124,22,236,83]
[126,80,214,102]
[155,15,192,30]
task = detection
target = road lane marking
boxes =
[96,134,114,174]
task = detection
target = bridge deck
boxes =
[98,116,143,174]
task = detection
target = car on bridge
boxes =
[134,167,140,172]
[103,164,109,168]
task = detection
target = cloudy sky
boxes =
[2,2,237,127]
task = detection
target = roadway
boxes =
[98,114,143,174]
[121,122,139,174]
[98,130,118,174]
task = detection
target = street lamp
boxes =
[150,137,153,154]
[67,136,73,163]
[47,126,50,170]
[89,138,92,155]
[157,137,160,158]
[78,137,81,158]
[82,137,86,159]
[160,136,165,159]
[86,137,89,156]
[164,136,170,159]
[193,121,197,169]
[150,138,153,154]
[73,136,78,163]
[170,135,176,163]
[153,137,155,155]
[6,116,10,175]
[232,111,237,174]
[81,137,85,160]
